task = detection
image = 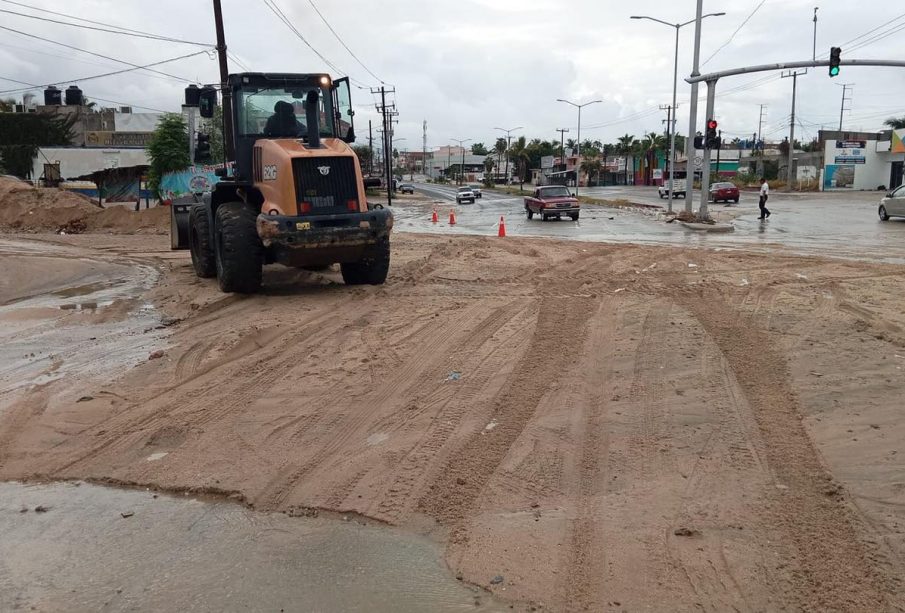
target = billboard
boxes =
[541,155,554,169]
[85,131,154,148]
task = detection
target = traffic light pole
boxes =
[698,80,716,220]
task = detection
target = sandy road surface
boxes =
[1,231,904,611]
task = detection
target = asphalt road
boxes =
[398,183,905,263]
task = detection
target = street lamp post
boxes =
[631,12,724,213]
[494,126,522,185]
[451,138,471,185]
[556,99,601,196]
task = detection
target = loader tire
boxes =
[341,237,390,285]
[189,205,216,278]
[215,202,262,293]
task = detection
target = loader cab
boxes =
[219,73,355,183]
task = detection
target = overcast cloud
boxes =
[2,0,904,151]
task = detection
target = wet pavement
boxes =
[0,239,164,412]
[404,184,905,263]
[0,481,503,612]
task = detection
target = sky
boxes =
[1,0,905,153]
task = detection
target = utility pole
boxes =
[422,120,427,179]
[838,83,854,131]
[781,69,807,188]
[451,138,471,185]
[212,0,233,161]
[660,104,674,212]
[812,7,819,61]
[368,120,373,176]
[556,128,569,174]
[686,0,705,214]
[756,104,767,177]
[372,86,396,206]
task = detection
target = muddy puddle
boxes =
[0,481,503,612]
[0,239,164,408]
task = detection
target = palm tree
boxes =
[494,137,507,182]
[580,158,602,187]
[885,116,905,130]
[508,136,530,185]
[616,134,636,185]
[601,143,615,186]
[565,138,577,155]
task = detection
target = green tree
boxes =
[580,158,602,186]
[147,113,190,197]
[616,134,636,184]
[884,116,905,130]
[508,136,530,184]
[0,111,75,178]
[204,106,225,164]
[493,137,507,180]
[352,144,373,174]
[0,98,15,112]
[471,142,488,155]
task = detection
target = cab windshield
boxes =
[541,186,571,198]
[237,85,335,138]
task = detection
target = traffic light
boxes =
[705,119,720,149]
[829,47,842,77]
[195,132,211,163]
[693,133,704,149]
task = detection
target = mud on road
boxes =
[1,231,904,611]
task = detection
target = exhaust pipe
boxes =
[305,90,321,149]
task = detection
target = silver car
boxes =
[468,185,483,199]
[879,185,905,220]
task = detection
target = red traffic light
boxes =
[707,119,718,130]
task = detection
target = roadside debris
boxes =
[148,350,165,360]
[447,371,461,381]
[673,527,700,537]
[490,575,504,585]
[34,505,50,513]
[120,511,134,518]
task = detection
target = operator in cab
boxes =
[264,100,307,138]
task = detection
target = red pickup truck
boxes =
[524,185,580,221]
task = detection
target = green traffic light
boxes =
[830,66,840,76]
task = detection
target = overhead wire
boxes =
[306,0,387,85]
[0,50,212,95]
[0,8,212,46]
[0,74,169,112]
[260,0,368,87]
[701,0,768,68]
[0,24,197,84]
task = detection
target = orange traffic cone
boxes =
[449,209,457,225]
[498,215,506,237]
[431,209,439,223]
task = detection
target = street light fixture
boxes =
[555,99,601,196]
[451,138,471,185]
[630,12,725,212]
[494,126,522,185]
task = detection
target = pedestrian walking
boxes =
[758,178,771,220]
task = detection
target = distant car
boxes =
[878,185,905,220]
[399,183,415,194]
[524,185,580,221]
[468,185,483,199]
[456,187,475,204]
[710,182,740,204]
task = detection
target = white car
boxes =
[468,185,483,199]
[879,185,905,220]
[456,187,475,204]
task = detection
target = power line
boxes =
[839,11,905,50]
[0,8,211,46]
[701,0,768,67]
[0,74,169,112]
[848,20,905,54]
[227,51,250,72]
[261,0,367,87]
[0,25,196,84]
[306,0,386,84]
[0,50,211,95]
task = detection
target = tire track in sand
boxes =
[677,289,893,612]
[416,292,596,540]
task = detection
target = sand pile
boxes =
[0,177,168,234]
